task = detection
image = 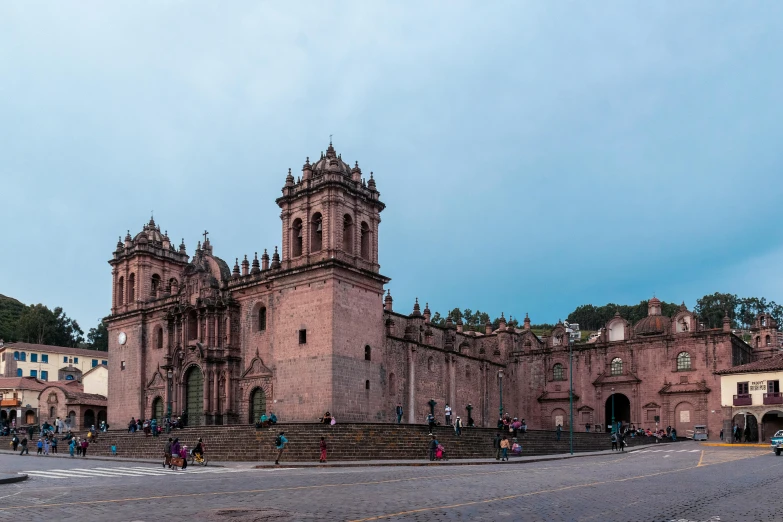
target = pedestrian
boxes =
[151,418,158,437]
[719,428,724,441]
[76,437,83,456]
[164,437,173,468]
[129,417,136,433]
[671,428,677,442]
[395,403,404,424]
[54,417,60,434]
[556,424,562,442]
[493,432,502,460]
[274,432,288,465]
[445,404,452,426]
[179,445,188,470]
[585,423,591,433]
[69,437,76,457]
[732,423,738,443]
[454,416,463,436]
[36,438,43,455]
[500,435,510,461]
[619,432,625,452]
[43,437,50,455]
[19,437,28,455]
[427,413,436,435]
[428,435,438,461]
[611,432,618,451]
[319,437,328,463]
[11,434,19,452]
[81,439,89,457]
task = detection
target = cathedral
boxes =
[105,143,775,438]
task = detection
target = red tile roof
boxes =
[0,377,48,391]
[715,354,783,375]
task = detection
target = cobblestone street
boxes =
[0,442,779,521]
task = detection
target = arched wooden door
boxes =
[152,397,164,423]
[84,409,95,429]
[185,367,204,426]
[249,388,266,424]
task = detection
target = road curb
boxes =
[0,473,28,485]
[0,449,224,467]
[252,446,652,469]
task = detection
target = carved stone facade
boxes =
[104,144,770,434]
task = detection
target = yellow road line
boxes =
[697,450,705,467]
[349,450,770,522]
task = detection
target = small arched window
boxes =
[365,380,370,390]
[168,278,178,294]
[755,336,760,348]
[360,222,370,260]
[311,213,323,252]
[364,345,371,361]
[16,368,22,377]
[258,307,267,331]
[389,372,396,396]
[151,274,161,297]
[343,214,354,254]
[766,335,771,346]
[156,326,163,349]
[677,352,691,371]
[610,357,623,376]
[117,276,124,305]
[292,218,303,257]
[553,363,565,381]
[65,375,74,381]
[13,351,19,361]
[19,352,26,362]
[128,273,136,302]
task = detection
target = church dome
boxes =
[133,217,164,245]
[634,315,670,336]
[311,143,352,176]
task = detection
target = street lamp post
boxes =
[611,387,615,434]
[569,339,574,455]
[166,368,173,434]
[498,369,504,419]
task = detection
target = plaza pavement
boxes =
[0,441,778,521]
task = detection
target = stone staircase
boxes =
[50,424,659,462]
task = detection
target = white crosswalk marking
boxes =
[20,465,247,481]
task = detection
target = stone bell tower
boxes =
[276,141,384,273]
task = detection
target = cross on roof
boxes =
[203,230,209,243]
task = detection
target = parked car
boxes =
[771,430,783,456]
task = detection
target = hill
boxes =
[0,293,26,342]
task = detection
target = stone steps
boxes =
[58,424,658,461]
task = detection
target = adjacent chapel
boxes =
[105,144,772,437]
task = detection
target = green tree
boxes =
[16,304,57,344]
[0,294,26,342]
[51,307,84,347]
[86,320,109,351]
[694,292,739,329]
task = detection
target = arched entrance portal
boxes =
[249,388,266,424]
[97,410,107,426]
[152,397,164,423]
[185,366,204,426]
[605,393,631,432]
[84,409,95,429]
[761,410,783,442]
[731,412,758,442]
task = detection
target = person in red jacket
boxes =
[319,437,328,463]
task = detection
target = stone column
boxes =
[408,345,416,424]
[449,355,456,413]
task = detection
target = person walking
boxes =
[19,437,28,455]
[395,403,404,424]
[611,432,618,451]
[556,424,562,442]
[427,413,436,435]
[69,437,76,457]
[36,438,43,455]
[51,436,57,454]
[619,432,626,452]
[428,435,438,461]
[43,437,50,456]
[719,428,724,441]
[11,434,19,452]
[319,437,328,463]
[274,431,288,465]
[164,437,173,468]
[445,404,452,426]
[454,417,463,437]
[493,432,502,460]
[500,435,510,461]
[81,439,89,457]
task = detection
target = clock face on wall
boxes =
[118,332,127,345]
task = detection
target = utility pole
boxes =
[569,339,574,455]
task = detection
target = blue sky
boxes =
[1,2,782,332]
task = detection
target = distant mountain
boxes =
[0,293,26,343]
